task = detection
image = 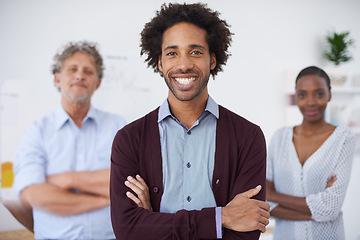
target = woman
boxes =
[266,66,356,239]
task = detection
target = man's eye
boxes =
[166,52,176,56]
[191,50,203,55]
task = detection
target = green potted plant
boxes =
[323,31,355,86]
[324,31,354,66]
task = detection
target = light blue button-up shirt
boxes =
[158,96,222,238]
[14,105,126,240]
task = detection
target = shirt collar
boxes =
[54,104,97,130]
[158,95,219,123]
[205,95,219,119]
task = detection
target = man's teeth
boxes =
[175,77,195,84]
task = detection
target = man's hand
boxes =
[125,175,153,211]
[47,172,73,189]
[222,185,270,233]
[46,169,110,197]
[20,183,109,215]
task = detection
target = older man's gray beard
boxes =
[60,90,92,104]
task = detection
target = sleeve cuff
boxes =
[216,207,222,239]
[266,200,279,212]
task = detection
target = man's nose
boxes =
[177,55,194,72]
[75,71,86,80]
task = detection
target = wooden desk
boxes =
[0,229,34,240]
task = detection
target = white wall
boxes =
[1,0,359,238]
[1,0,360,138]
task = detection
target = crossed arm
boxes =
[125,174,270,233]
[266,175,337,220]
[3,169,111,232]
[20,169,110,216]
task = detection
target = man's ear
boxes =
[95,78,102,90]
[328,92,332,102]
[54,72,61,88]
[210,53,216,70]
[158,56,163,72]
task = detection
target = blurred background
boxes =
[1,0,359,239]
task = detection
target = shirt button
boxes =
[153,187,159,193]
[187,196,191,202]
[187,131,191,135]
[215,179,220,184]
[186,162,191,168]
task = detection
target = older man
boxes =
[12,41,126,239]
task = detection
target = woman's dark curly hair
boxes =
[140,3,233,78]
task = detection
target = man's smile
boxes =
[174,77,196,85]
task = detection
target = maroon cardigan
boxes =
[110,105,266,240]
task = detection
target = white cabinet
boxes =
[326,74,360,154]
[326,74,360,134]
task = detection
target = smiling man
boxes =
[10,41,126,239]
[110,3,270,240]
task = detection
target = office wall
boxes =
[1,0,360,238]
[1,0,360,138]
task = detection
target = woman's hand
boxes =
[266,180,276,202]
[326,174,337,188]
